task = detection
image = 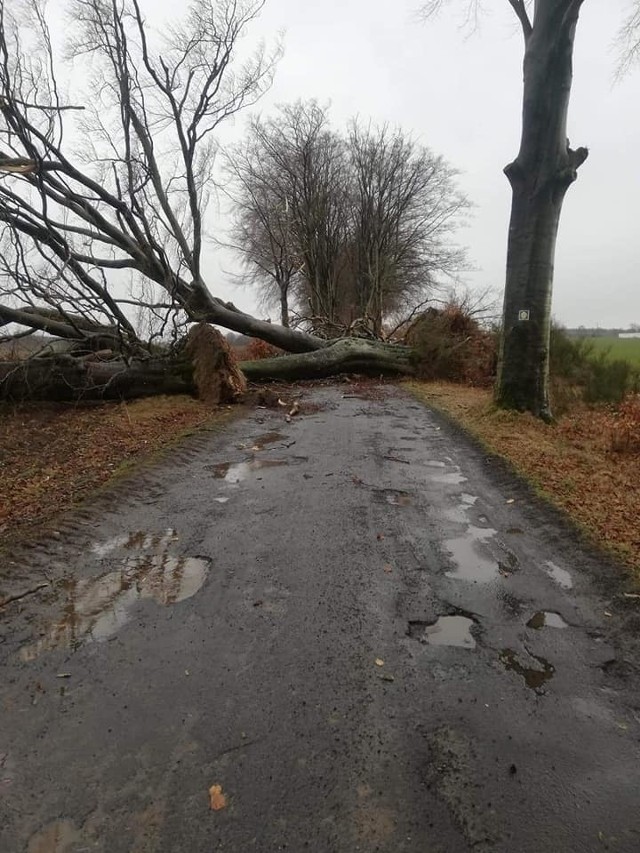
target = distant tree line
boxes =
[566,326,640,338]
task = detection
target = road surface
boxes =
[1,385,639,852]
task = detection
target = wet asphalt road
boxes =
[1,385,640,852]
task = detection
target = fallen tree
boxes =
[0,355,193,402]
[0,325,247,403]
[0,0,426,397]
[0,338,415,401]
[240,338,415,381]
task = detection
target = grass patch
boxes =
[0,395,234,546]
[585,337,640,366]
[405,380,640,573]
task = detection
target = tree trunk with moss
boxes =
[496,0,588,419]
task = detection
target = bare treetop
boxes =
[0,0,290,353]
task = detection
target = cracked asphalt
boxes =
[1,384,640,852]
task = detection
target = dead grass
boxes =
[0,395,232,545]
[405,381,640,571]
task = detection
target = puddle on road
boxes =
[500,648,555,692]
[93,528,178,558]
[424,460,447,468]
[442,493,480,524]
[444,525,499,583]
[27,819,79,853]
[408,616,476,649]
[212,458,288,483]
[384,491,411,507]
[431,470,468,486]
[544,560,573,589]
[372,488,412,507]
[20,546,210,661]
[247,431,287,450]
[214,497,229,504]
[442,505,469,524]
[527,611,568,630]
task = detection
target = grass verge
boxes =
[0,395,234,546]
[405,380,640,573]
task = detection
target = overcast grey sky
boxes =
[206,0,639,328]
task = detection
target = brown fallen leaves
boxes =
[0,396,230,546]
[406,381,640,574]
[209,784,227,811]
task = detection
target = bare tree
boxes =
[224,130,304,328]
[420,0,638,418]
[225,102,353,335]
[348,121,468,337]
[227,107,469,339]
[0,0,332,357]
[617,1,640,77]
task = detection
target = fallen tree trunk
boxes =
[1,338,417,402]
[240,338,415,381]
[0,356,193,402]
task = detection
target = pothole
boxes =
[247,431,287,450]
[431,471,468,486]
[20,538,210,661]
[498,548,519,576]
[211,458,288,482]
[499,648,555,692]
[544,560,573,589]
[408,615,477,649]
[527,611,568,629]
[373,488,412,507]
[444,525,498,583]
[92,528,178,558]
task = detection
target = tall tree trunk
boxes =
[280,286,290,328]
[496,0,587,419]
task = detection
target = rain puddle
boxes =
[408,616,476,649]
[500,648,555,692]
[544,560,573,589]
[212,458,287,483]
[424,460,447,468]
[527,611,568,630]
[371,488,412,507]
[442,493,479,524]
[247,431,287,451]
[442,505,469,524]
[384,490,411,507]
[431,471,468,486]
[214,497,229,504]
[20,553,210,661]
[93,528,178,558]
[444,525,499,583]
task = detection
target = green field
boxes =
[585,336,640,366]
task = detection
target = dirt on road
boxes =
[1,385,639,852]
